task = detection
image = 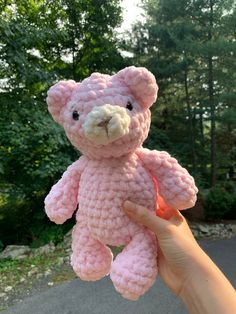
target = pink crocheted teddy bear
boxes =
[45,66,198,300]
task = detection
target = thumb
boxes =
[123,200,170,237]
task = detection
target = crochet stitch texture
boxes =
[45,66,198,300]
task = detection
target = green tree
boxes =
[0,0,124,245]
[127,0,236,187]
[62,0,123,79]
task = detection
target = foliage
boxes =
[0,0,124,247]
[205,182,236,220]
[0,98,78,245]
[0,0,235,247]
[125,0,236,184]
[30,219,74,248]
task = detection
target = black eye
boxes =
[72,110,79,120]
[126,101,133,111]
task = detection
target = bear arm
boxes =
[136,148,198,210]
[44,156,87,224]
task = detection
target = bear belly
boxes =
[76,154,157,246]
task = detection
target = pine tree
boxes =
[126,0,236,186]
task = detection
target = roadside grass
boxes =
[0,246,75,311]
[0,244,124,311]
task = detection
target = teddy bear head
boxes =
[46,66,158,159]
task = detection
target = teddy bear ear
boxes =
[116,66,158,109]
[46,80,79,125]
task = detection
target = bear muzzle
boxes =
[83,104,131,145]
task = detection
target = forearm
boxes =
[180,248,236,314]
[123,200,236,313]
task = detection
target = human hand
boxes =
[123,201,236,314]
[123,200,201,296]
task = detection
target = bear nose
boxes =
[97,116,112,128]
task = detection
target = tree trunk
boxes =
[208,0,216,186]
[72,31,76,80]
[199,101,207,175]
[184,67,196,175]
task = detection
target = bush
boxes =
[205,182,236,220]
[30,222,74,248]
[0,101,79,248]
[0,187,33,245]
[0,185,74,248]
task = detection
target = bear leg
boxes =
[110,229,158,300]
[71,219,113,281]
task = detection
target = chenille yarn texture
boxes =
[44,66,198,300]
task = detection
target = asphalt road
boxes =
[3,237,236,314]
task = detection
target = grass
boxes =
[0,246,70,310]
[0,248,64,274]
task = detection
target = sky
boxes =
[120,0,144,31]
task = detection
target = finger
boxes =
[168,210,184,224]
[123,200,170,236]
[157,206,176,220]
[169,211,196,240]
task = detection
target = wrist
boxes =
[179,248,236,314]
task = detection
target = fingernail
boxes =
[123,200,136,213]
